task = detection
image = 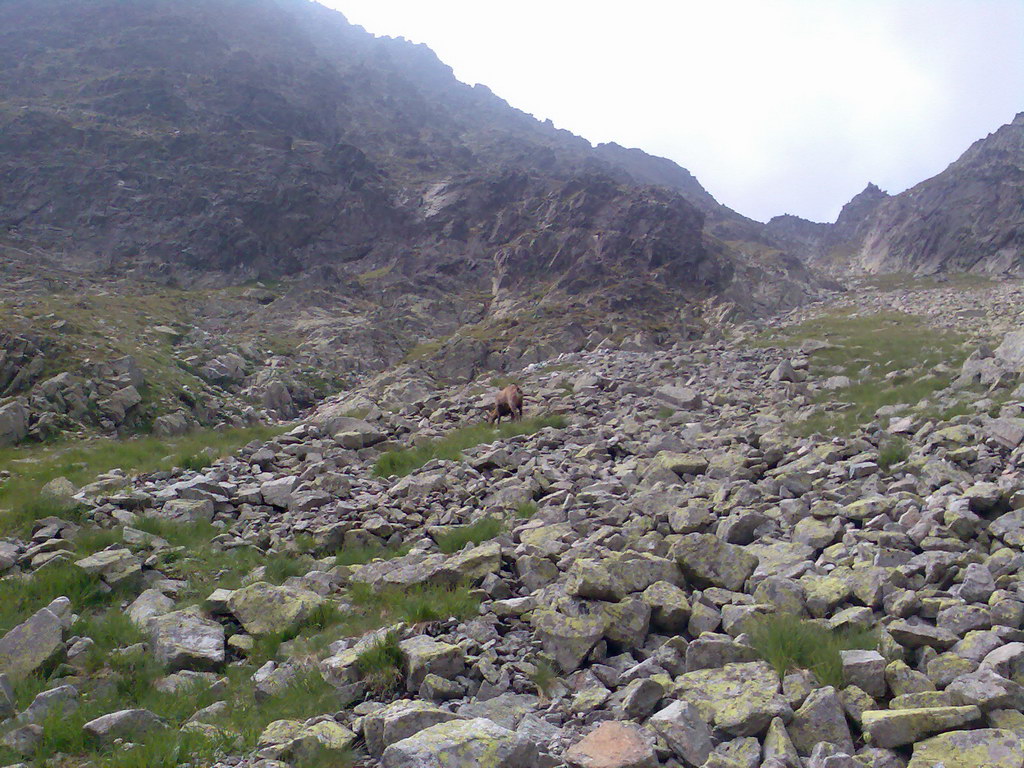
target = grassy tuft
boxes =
[747,614,877,688]
[333,543,410,568]
[528,657,559,700]
[356,631,406,697]
[515,501,538,519]
[435,517,503,554]
[374,415,566,478]
[878,437,911,470]
[345,582,481,633]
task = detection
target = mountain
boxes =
[0,0,833,445]
[765,114,1024,275]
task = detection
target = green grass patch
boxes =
[345,582,481,634]
[356,631,406,697]
[878,436,911,470]
[515,501,538,519]
[374,415,567,478]
[757,311,969,437]
[0,425,287,534]
[435,517,503,554]
[528,657,559,700]
[0,561,109,636]
[333,542,410,568]
[748,614,877,688]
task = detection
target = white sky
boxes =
[319,0,1024,223]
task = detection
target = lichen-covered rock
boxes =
[531,610,607,673]
[74,548,142,588]
[671,534,758,591]
[641,580,691,632]
[227,582,323,636]
[399,636,465,690]
[0,606,64,682]
[380,717,539,768]
[363,700,464,758]
[148,609,225,671]
[675,661,790,736]
[648,700,712,766]
[565,553,680,601]
[908,728,1024,768]
[787,686,853,756]
[126,589,175,628]
[861,706,981,748]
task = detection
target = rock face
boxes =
[766,113,1024,275]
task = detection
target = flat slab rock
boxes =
[564,721,657,768]
[380,717,539,768]
[908,728,1024,768]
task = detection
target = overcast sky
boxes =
[322,1,1024,223]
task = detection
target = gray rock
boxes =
[0,400,29,446]
[380,717,539,768]
[0,606,64,682]
[363,699,463,757]
[787,686,853,756]
[127,589,175,627]
[148,610,225,671]
[83,708,167,744]
[840,650,887,698]
[648,700,713,766]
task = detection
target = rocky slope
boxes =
[3,278,1024,767]
[765,114,1024,276]
[0,0,840,445]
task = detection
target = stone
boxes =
[840,649,887,698]
[260,477,297,508]
[532,610,606,673]
[654,385,701,410]
[126,589,175,627]
[161,498,215,523]
[617,677,664,720]
[39,477,78,508]
[399,636,465,690]
[862,706,981,748]
[649,451,708,477]
[278,721,357,764]
[3,723,42,756]
[946,668,1024,711]
[888,619,958,650]
[995,330,1024,368]
[83,708,167,744]
[74,548,142,588]
[17,684,78,724]
[565,553,679,601]
[457,693,537,729]
[564,721,657,768]
[908,728,1024,768]
[671,534,758,592]
[675,661,789,736]
[227,582,323,636]
[787,686,853,756]
[0,400,29,446]
[362,700,463,757]
[380,717,539,768]
[648,700,713,766]
[0,606,64,682]
[0,673,14,719]
[148,610,225,671]
[762,717,800,768]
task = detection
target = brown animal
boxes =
[487,384,524,425]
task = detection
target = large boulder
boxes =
[564,721,657,768]
[227,582,323,636]
[675,662,789,736]
[531,610,607,673]
[861,706,981,748]
[0,400,29,446]
[74,548,142,589]
[994,330,1024,370]
[83,709,166,745]
[380,717,539,768]
[908,728,1024,768]
[647,700,713,766]
[671,534,758,591]
[363,700,463,757]
[0,605,64,682]
[148,610,225,671]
